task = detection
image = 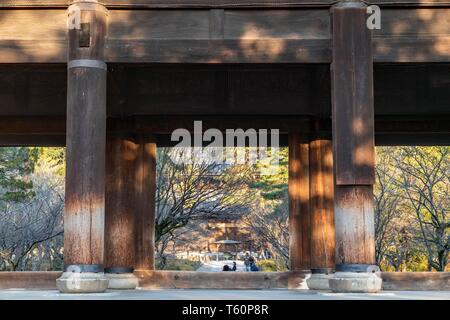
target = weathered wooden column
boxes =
[288,132,311,273]
[329,1,382,292]
[134,135,157,274]
[306,138,336,290]
[56,1,109,293]
[104,133,140,289]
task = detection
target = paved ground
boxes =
[196,260,246,272]
[0,289,448,300]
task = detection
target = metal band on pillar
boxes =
[64,264,104,273]
[311,268,334,275]
[104,267,135,274]
[68,59,107,70]
[335,264,380,273]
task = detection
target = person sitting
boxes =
[231,261,237,271]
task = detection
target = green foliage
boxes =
[257,259,288,272]
[156,258,202,271]
[0,147,65,204]
[37,147,66,176]
[250,147,289,218]
[246,148,290,269]
[380,252,429,272]
[251,148,288,202]
[0,147,39,203]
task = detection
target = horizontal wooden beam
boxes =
[374,36,450,63]
[2,38,448,63]
[106,39,330,63]
[0,8,449,63]
[0,116,448,146]
[0,40,67,63]
[2,133,447,147]
[0,135,65,147]
[2,0,450,9]
[0,116,66,135]
[376,133,450,145]
[0,64,448,117]
[111,116,314,134]
[0,116,448,135]
[0,0,334,9]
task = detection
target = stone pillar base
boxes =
[288,270,309,289]
[56,272,109,293]
[106,273,139,290]
[306,273,334,290]
[329,272,382,293]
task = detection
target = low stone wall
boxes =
[0,271,448,291]
[0,271,306,290]
[135,270,306,289]
[381,272,450,291]
[0,271,61,289]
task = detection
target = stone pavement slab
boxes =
[0,289,448,300]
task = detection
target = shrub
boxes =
[257,259,287,272]
[156,258,202,271]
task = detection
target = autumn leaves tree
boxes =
[375,146,449,271]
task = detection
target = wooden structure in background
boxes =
[309,139,335,273]
[0,0,449,289]
[289,133,311,271]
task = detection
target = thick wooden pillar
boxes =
[330,1,378,283]
[334,186,375,266]
[57,1,109,293]
[309,139,335,273]
[288,132,310,271]
[134,135,157,271]
[104,133,155,287]
[105,134,139,274]
[63,2,108,270]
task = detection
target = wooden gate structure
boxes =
[0,0,449,292]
